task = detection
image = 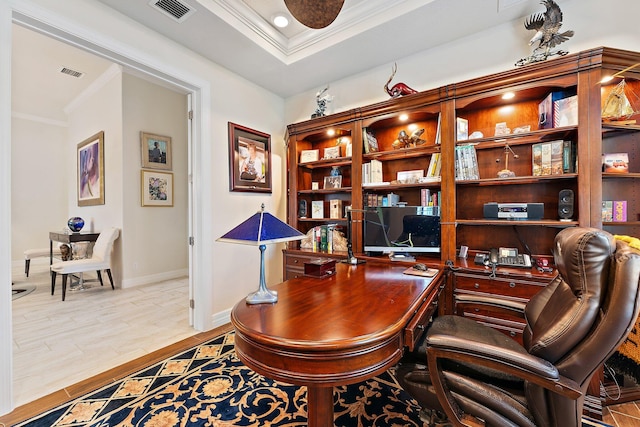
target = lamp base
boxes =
[245,288,278,305]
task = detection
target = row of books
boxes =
[532,140,576,176]
[455,145,479,181]
[309,225,336,253]
[421,188,441,210]
[602,200,627,222]
[362,159,384,184]
[362,189,441,210]
[426,153,442,177]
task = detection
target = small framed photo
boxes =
[300,149,320,163]
[396,169,424,183]
[141,170,173,207]
[324,175,342,189]
[311,182,320,190]
[77,131,105,206]
[141,132,172,170]
[228,122,271,193]
[323,146,341,159]
[494,122,511,136]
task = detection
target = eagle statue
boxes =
[516,0,574,66]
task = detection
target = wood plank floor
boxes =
[4,261,640,426]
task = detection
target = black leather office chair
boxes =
[395,227,640,426]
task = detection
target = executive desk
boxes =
[231,262,444,427]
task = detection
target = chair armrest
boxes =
[426,333,581,398]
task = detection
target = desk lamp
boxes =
[218,204,305,304]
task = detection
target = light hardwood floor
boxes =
[10,260,196,408]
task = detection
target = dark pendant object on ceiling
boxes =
[284,0,345,29]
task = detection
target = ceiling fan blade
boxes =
[284,0,345,29]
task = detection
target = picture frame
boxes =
[300,149,320,163]
[228,122,272,193]
[324,175,342,189]
[323,146,341,159]
[141,170,173,207]
[77,131,105,206]
[141,132,172,170]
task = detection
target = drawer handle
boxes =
[510,331,516,337]
[509,282,516,288]
[474,283,480,289]
[294,259,299,263]
[417,324,425,331]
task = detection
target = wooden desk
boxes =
[231,262,443,427]
[49,231,100,263]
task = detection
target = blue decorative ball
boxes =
[67,217,85,233]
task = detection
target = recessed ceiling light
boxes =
[273,14,289,28]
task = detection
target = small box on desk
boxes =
[304,259,336,278]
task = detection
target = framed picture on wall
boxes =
[141,170,174,207]
[141,132,172,170]
[228,122,272,193]
[77,131,105,206]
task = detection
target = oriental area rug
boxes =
[15,331,613,427]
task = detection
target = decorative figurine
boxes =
[496,144,519,178]
[516,0,574,66]
[392,128,425,149]
[384,63,418,98]
[311,85,332,118]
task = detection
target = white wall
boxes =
[65,65,124,283]
[10,117,68,259]
[284,0,640,125]
[122,73,188,285]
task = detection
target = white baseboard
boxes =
[121,269,188,288]
[211,308,231,329]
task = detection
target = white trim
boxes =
[11,111,67,127]
[121,269,189,288]
[211,308,231,329]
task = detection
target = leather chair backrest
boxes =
[92,227,120,263]
[524,227,640,386]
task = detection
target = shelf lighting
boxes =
[502,92,515,100]
[327,129,335,136]
[399,113,409,121]
[601,63,640,83]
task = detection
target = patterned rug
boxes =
[14,331,613,427]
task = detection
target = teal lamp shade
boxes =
[218,204,305,304]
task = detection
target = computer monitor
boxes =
[363,206,440,254]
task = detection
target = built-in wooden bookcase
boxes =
[285,47,640,263]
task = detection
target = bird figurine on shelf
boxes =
[392,128,425,149]
[516,0,574,66]
[384,63,418,98]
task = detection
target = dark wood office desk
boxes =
[49,231,100,263]
[231,262,443,427]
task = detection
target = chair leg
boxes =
[51,271,57,295]
[62,274,67,301]
[106,269,115,290]
[97,270,104,287]
[25,259,30,277]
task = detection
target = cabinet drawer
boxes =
[404,280,443,352]
[454,273,546,300]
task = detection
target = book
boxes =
[562,140,576,173]
[456,117,468,141]
[554,95,578,127]
[541,142,552,175]
[551,140,564,175]
[532,143,543,176]
[613,200,627,222]
[370,159,383,183]
[538,89,576,129]
[320,225,328,251]
[363,128,378,153]
[602,201,613,222]
[435,113,442,145]
[329,199,342,219]
[311,200,324,219]
[602,153,629,173]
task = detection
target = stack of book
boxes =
[454,145,479,181]
[310,225,336,253]
[362,158,386,185]
[532,140,576,176]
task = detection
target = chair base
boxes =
[51,269,115,301]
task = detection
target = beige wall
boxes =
[122,73,188,285]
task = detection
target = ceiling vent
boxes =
[59,67,84,78]
[149,0,195,23]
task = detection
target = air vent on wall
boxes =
[149,0,195,23]
[59,67,84,78]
